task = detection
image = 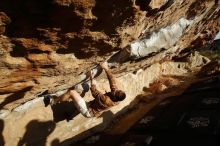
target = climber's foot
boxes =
[65,112,73,122]
[43,95,57,107]
[43,95,51,107]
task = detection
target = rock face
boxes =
[74,76,220,146]
[0,0,220,145]
[0,0,219,108]
[2,57,213,146]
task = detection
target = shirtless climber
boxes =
[50,62,126,118]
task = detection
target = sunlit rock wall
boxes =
[0,0,220,145]
[2,53,212,146]
[0,0,219,109]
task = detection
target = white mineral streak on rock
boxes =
[130,18,194,59]
[12,97,43,112]
[214,31,220,40]
[0,109,10,119]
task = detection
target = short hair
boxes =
[114,90,126,101]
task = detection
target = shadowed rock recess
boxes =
[0,0,220,145]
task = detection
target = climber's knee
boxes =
[69,90,82,102]
[69,90,78,96]
[69,90,94,118]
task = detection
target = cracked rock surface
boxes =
[0,0,220,145]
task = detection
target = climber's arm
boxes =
[89,70,105,99]
[101,62,117,92]
[90,84,105,99]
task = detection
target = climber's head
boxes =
[114,90,126,101]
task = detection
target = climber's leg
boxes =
[51,91,72,104]
[69,90,93,118]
